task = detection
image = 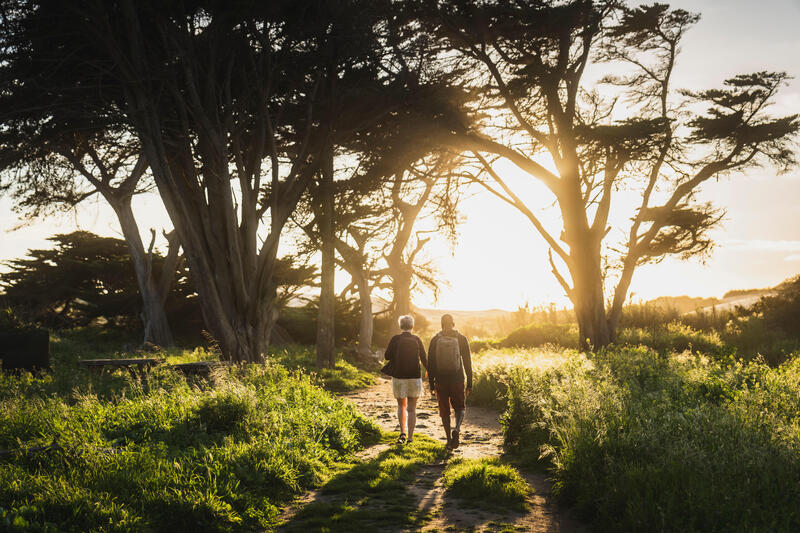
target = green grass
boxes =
[469,347,573,410]
[7,330,375,402]
[472,345,800,532]
[441,457,530,512]
[0,332,380,532]
[268,344,376,392]
[474,321,738,360]
[282,433,447,532]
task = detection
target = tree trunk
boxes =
[316,148,336,369]
[157,230,183,305]
[112,13,319,363]
[356,273,374,358]
[559,170,611,352]
[110,197,175,347]
[140,138,281,363]
[390,266,413,333]
[568,248,611,351]
[606,258,637,343]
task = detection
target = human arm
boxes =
[417,336,428,374]
[427,336,437,389]
[460,335,473,391]
[384,335,397,361]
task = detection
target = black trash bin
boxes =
[0,328,50,372]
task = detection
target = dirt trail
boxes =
[350,377,587,532]
[280,377,588,532]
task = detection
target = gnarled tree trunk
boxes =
[355,274,375,358]
[388,263,413,332]
[316,148,336,369]
[109,196,175,347]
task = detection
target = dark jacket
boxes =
[427,329,472,389]
[384,331,428,379]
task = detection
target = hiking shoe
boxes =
[397,433,407,445]
[451,429,460,449]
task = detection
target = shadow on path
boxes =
[278,378,589,533]
[279,436,447,532]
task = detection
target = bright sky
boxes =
[1,0,799,311]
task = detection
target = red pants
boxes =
[435,381,465,418]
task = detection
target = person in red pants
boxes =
[427,314,472,449]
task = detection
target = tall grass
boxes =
[442,457,530,512]
[474,321,735,358]
[0,335,380,532]
[472,346,800,531]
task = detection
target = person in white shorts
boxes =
[384,315,428,444]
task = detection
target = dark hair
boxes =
[441,314,455,329]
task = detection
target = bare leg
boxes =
[396,398,407,435]
[407,397,418,442]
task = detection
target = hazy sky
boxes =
[1,0,798,311]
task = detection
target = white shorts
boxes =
[392,377,423,399]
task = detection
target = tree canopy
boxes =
[0,0,797,357]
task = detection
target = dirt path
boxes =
[279,377,588,532]
[352,377,587,532]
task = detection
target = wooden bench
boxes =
[77,358,164,380]
[170,361,220,377]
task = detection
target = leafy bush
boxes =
[503,323,579,349]
[277,297,361,346]
[268,344,376,392]
[477,346,800,532]
[616,321,733,357]
[469,347,572,410]
[746,275,800,336]
[0,307,25,331]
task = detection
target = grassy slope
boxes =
[0,331,379,532]
[469,345,800,532]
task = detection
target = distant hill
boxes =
[722,287,771,299]
[401,274,797,331]
[414,308,514,321]
[647,279,792,315]
[642,295,722,314]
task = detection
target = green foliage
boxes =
[277,297,361,346]
[0,232,318,345]
[616,321,732,358]
[0,336,379,532]
[1,232,143,328]
[0,231,202,338]
[471,323,580,352]
[0,307,26,331]
[502,323,579,349]
[478,346,800,532]
[267,344,376,393]
[442,457,530,512]
[754,275,800,338]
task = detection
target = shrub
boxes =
[499,323,579,350]
[442,457,530,512]
[494,346,800,532]
[616,321,732,357]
